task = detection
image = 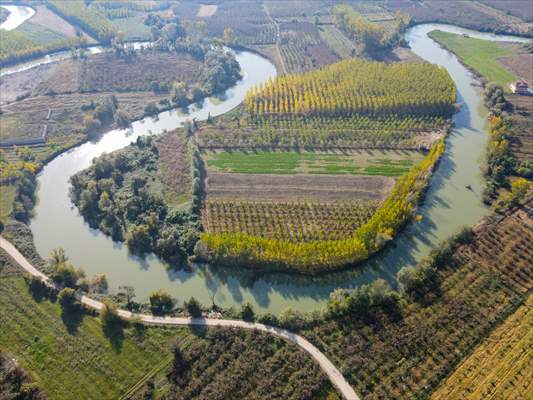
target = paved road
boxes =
[0,236,360,400]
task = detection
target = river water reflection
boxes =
[29,24,529,313]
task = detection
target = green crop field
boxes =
[428,30,519,90]
[15,21,68,45]
[204,149,424,176]
[0,274,183,400]
[111,16,151,40]
[0,184,16,222]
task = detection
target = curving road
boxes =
[0,236,359,400]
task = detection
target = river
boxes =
[0,5,35,31]
[26,24,529,313]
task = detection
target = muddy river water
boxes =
[23,22,529,313]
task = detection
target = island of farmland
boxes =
[198,58,455,273]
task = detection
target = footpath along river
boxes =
[26,23,529,313]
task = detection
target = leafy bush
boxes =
[58,288,79,311]
[185,297,202,317]
[149,290,174,315]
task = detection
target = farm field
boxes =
[507,95,533,164]
[78,52,204,93]
[0,265,181,400]
[198,113,448,149]
[479,0,533,22]
[428,30,525,90]
[0,254,331,400]
[205,172,395,202]
[197,55,452,272]
[204,149,425,176]
[317,25,355,59]
[203,200,379,242]
[386,0,533,37]
[304,197,533,399]
[30,4,95,42]
[0,184,16,222]
[431,294,533,400]
[278,20,339,73]
[498,53,533,85]
[45,0,115,43]
[111,16,151,41]
[246,58,456,116]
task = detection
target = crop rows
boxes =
[202,200,378,242]
[204,1,276,45]
[431,294,533,400]
[305,197,533,399]
[199,115,446,148]
[46,0,116,43]
[201,142,445,273]
[0,29,72,67]
[246,58,456,117]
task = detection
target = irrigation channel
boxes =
[19,23,529,313]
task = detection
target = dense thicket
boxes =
[0,351,47,399]
[70,136,200,262]
[333,5,411,54]
[199,141,444,273]
[160,328,331,400]
[245,59,456,117]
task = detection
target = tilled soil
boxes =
[206,172,395,202]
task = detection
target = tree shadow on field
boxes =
[61,307,84,335]
[189,323,208,338]
[102,319,125,352]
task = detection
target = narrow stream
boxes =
[28,24,530,313]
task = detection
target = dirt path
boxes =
[0,236,360,400]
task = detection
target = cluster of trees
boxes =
[0,150,37,182]
[94,0,171,19]
[47,0,116,44]
[69,137,200,261]
[11,172,36,223]
[199,141,445,273]
[200,114,446,149]
[327,279,400,318]
[333,5,411,54]
[81,95,125,134]
[202,50,242,94]
[333,5,385,53]
[482,85,532,203]
[0,29,79,68]
[161,328,329,399]
[0,351,47,400]
[203,200,377,243]
[190,143,204,214]
[246,59,456,117]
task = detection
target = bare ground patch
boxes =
[498,53,533,84]
[206,172,395,202]
[197,4,218,17]
[31,5,96,43]
[0,63,54,105]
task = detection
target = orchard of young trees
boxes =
[199,141,445,273]
[245,59,456,118]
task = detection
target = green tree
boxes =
[149,289,174,314]
[185,296,202,317]
[240,302,255,321]
[58,288,79,311]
